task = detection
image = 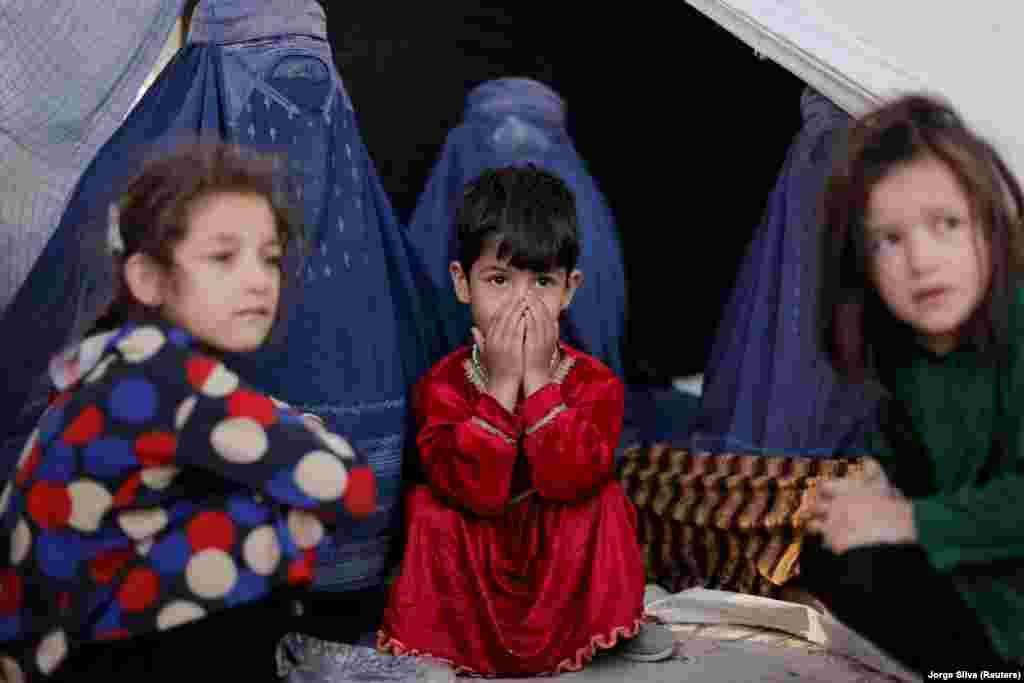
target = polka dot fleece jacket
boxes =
[0,322,378,680]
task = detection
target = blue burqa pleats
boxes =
[406,78,627,378]
[685,88,879,458]
[0,0,435,593]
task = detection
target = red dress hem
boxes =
[377,617,643,677]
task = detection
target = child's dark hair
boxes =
[91,141,300,333]
[454,164,580,274]
[820,94,1024,382]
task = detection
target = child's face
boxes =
[865,155,991,355]
[159,191,282,353]
[449,239,581,336]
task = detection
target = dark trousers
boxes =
[800,540,1010,674]
[40,585,385,683]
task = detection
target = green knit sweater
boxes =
[868,297,1024,664]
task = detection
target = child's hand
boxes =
[860,456,900,496]
[806,479,916,553]
[522,292,559,397]
[473,296,527,412]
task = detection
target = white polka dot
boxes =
[16,429,39,470]
[118,508,169,540]
[185,549,238,599]
[200,364,239,398]
[175,396,197,430]
[84,355,116,384]
[318,432,356,461]
[137,539,154,556]
[243,525,281,576]
[287,510,324,550]
[116,327,166,363]
[11,518,31,566]
[157,601,207,631]
[0,656,24,683]
[211,418,268,464]
[294,451,347,501]
[0,483,12,518]
[142,466,180,491]
[36,630,67,676]
[68,479,113,533]
[81,329,118,358]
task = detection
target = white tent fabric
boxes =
[0,1,183,312]
[687,1,1024,177]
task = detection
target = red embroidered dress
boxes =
[379,343,644,675]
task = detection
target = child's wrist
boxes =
[522,371,552,397]
[486,377,520,413]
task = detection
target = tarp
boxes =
[686,1,1024,176]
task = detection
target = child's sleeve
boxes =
[519,368,624,503]
[911,472,1024,570]
[882,352,1024,571]
[413,372,522,517]
[138,334,376,519]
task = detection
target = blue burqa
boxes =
[686,88,879,457]
[0,0,434,594]
[406,78,627,378]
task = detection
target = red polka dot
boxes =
[15,442,43,486]
[343,467,377,519]
[96,629,132,642]
[62,405,105,446]
[112,473,141,509]
[118,567,160,613]
[287,549,317,585]
[185,355,219,391]
[186,511,236,552]
[227,390,277,427]
[135,432,177,467]
[89,547,135,585]
[0,570,23,615]
[26,481,72,530]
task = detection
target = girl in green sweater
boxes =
[810,94,1023,673]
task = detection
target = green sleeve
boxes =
[913,328,1024,572]
[913,474,1024,571]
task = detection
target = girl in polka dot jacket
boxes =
[0,143,378,682]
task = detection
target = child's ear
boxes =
[450,261,472,304]
[124,253,166,307]
[560,269,584,311]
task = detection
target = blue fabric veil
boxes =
[686,88,879,458]
[406,78,627,378]
[0,0,434,592]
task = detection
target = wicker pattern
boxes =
[619,445,866,597]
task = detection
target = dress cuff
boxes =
[473,392,522,444]
[520,384,567,435]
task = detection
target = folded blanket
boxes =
[619,445,865,596]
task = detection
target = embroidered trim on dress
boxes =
[551,354,575,385]
[525,404,567,435]
[471,417,516,446]
[377,617,643,677]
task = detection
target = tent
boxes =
[686,0,1024,176]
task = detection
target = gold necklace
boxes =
[471,343,560,385]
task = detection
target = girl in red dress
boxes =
[379,165,672,675]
